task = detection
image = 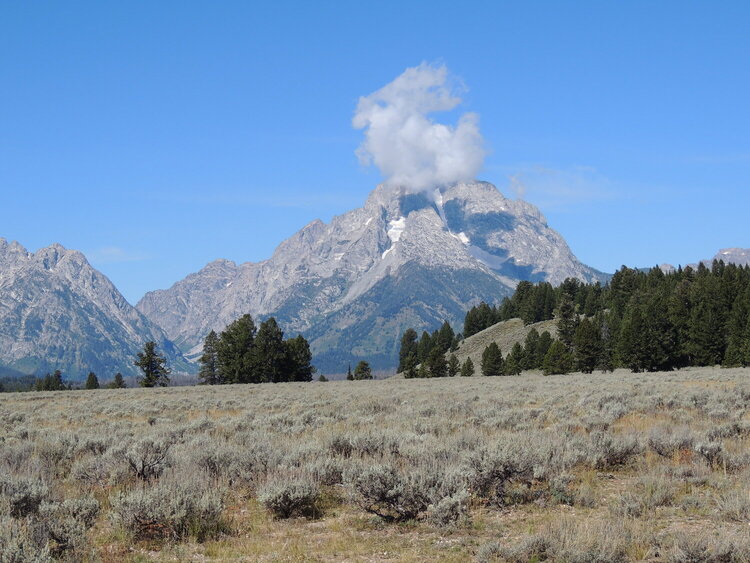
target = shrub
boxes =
[257,474,321,519]
[345,463,465,522]
[0,515,52,563]
[122,438,172,481]
[424,490,470,527]
[717,489,750,522]
[38,497,100,556]
[110,475,226,542]
[0,476,50,518]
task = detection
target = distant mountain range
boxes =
[136,181,606,373]
[1,182,746,378]
[659,248,750,273]
[0,238,188,380]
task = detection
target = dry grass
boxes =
[1,367,750,561]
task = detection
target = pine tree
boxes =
[353,360,373,380]
[111,373,126,388]
[253,318,287,383]
[555,294,578,350]
[426,347,447,378]
[198,330,221,385]
[447,353,460,377]
[404,363,419,379]
[522,328,540,369]
[285,334,315,382]
[573,318,601,373]
[597,313,615,372]
[398,328,419,372]
[536,331,554,368]
[417,331,432,363]
[504,342,524,375]
[134,342,170,387]
[460,357,475,377]
[346,364,353,380]
[542,340,573,375]
[481,342,504,376]
[435,321,455,354]
[687,276,726,366]
[217,314,256,383]
[85,372,99,390]
[317,374,328,382]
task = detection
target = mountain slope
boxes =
[137,181,606,373]
[0,238,189,379]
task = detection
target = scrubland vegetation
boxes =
[1,367,750,561]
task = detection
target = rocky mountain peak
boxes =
[0,238,189,379]
[137,180,605,372]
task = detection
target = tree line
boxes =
[197,314,315,384]
[399,260,750,378]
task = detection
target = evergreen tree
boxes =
[353,360,373,380]
[134,342,170,387]
[417,331,432,363]
[504,342,524,375]
[36,370,67,391]
[85,372,99,390]
[481,342,504,376]
[555,294,578,350]
[253,318,287,383]
[111,373,126,389]
[285,334,315,382]
[346,364,353,380]
[536,331,554,368]
[460,357,475,377]
[426,347,448,378]
[522,328,540,369]
[417,362,429,378]
[198,330,221,385]
[435,321,455,354]
[398,328,419,372]
[573,318,601,373]
[318,374,328,382]
[404,363,419,379]
[217,314,256,383]
[542,340,573,375]
[743,323,750,367]
[447,353,460,377]
[723,339,744,368]
[597,313,615,372]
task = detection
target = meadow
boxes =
[2,367,750,562]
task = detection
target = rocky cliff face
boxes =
[137,181,606,373]
[0,239,188,379]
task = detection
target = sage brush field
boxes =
[2,368,750,561]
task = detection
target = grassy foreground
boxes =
[2,367,750,561]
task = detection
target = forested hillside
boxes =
[400,260,750,377]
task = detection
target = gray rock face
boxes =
[137,181,606,372]
[660,248,750,272]
[710,248,750,267]
[0,238,188,379]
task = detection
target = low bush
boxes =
[257,473,321,519]
[109,474,226,541]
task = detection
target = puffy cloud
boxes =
[353,62,485,192]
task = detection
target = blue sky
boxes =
[1,1,748,303]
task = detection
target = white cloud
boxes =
[353,62,486,192]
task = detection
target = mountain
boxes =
[708,248,750,267]
[137,181,606,373]
[0,238,189,380]
[658,248,750,273]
